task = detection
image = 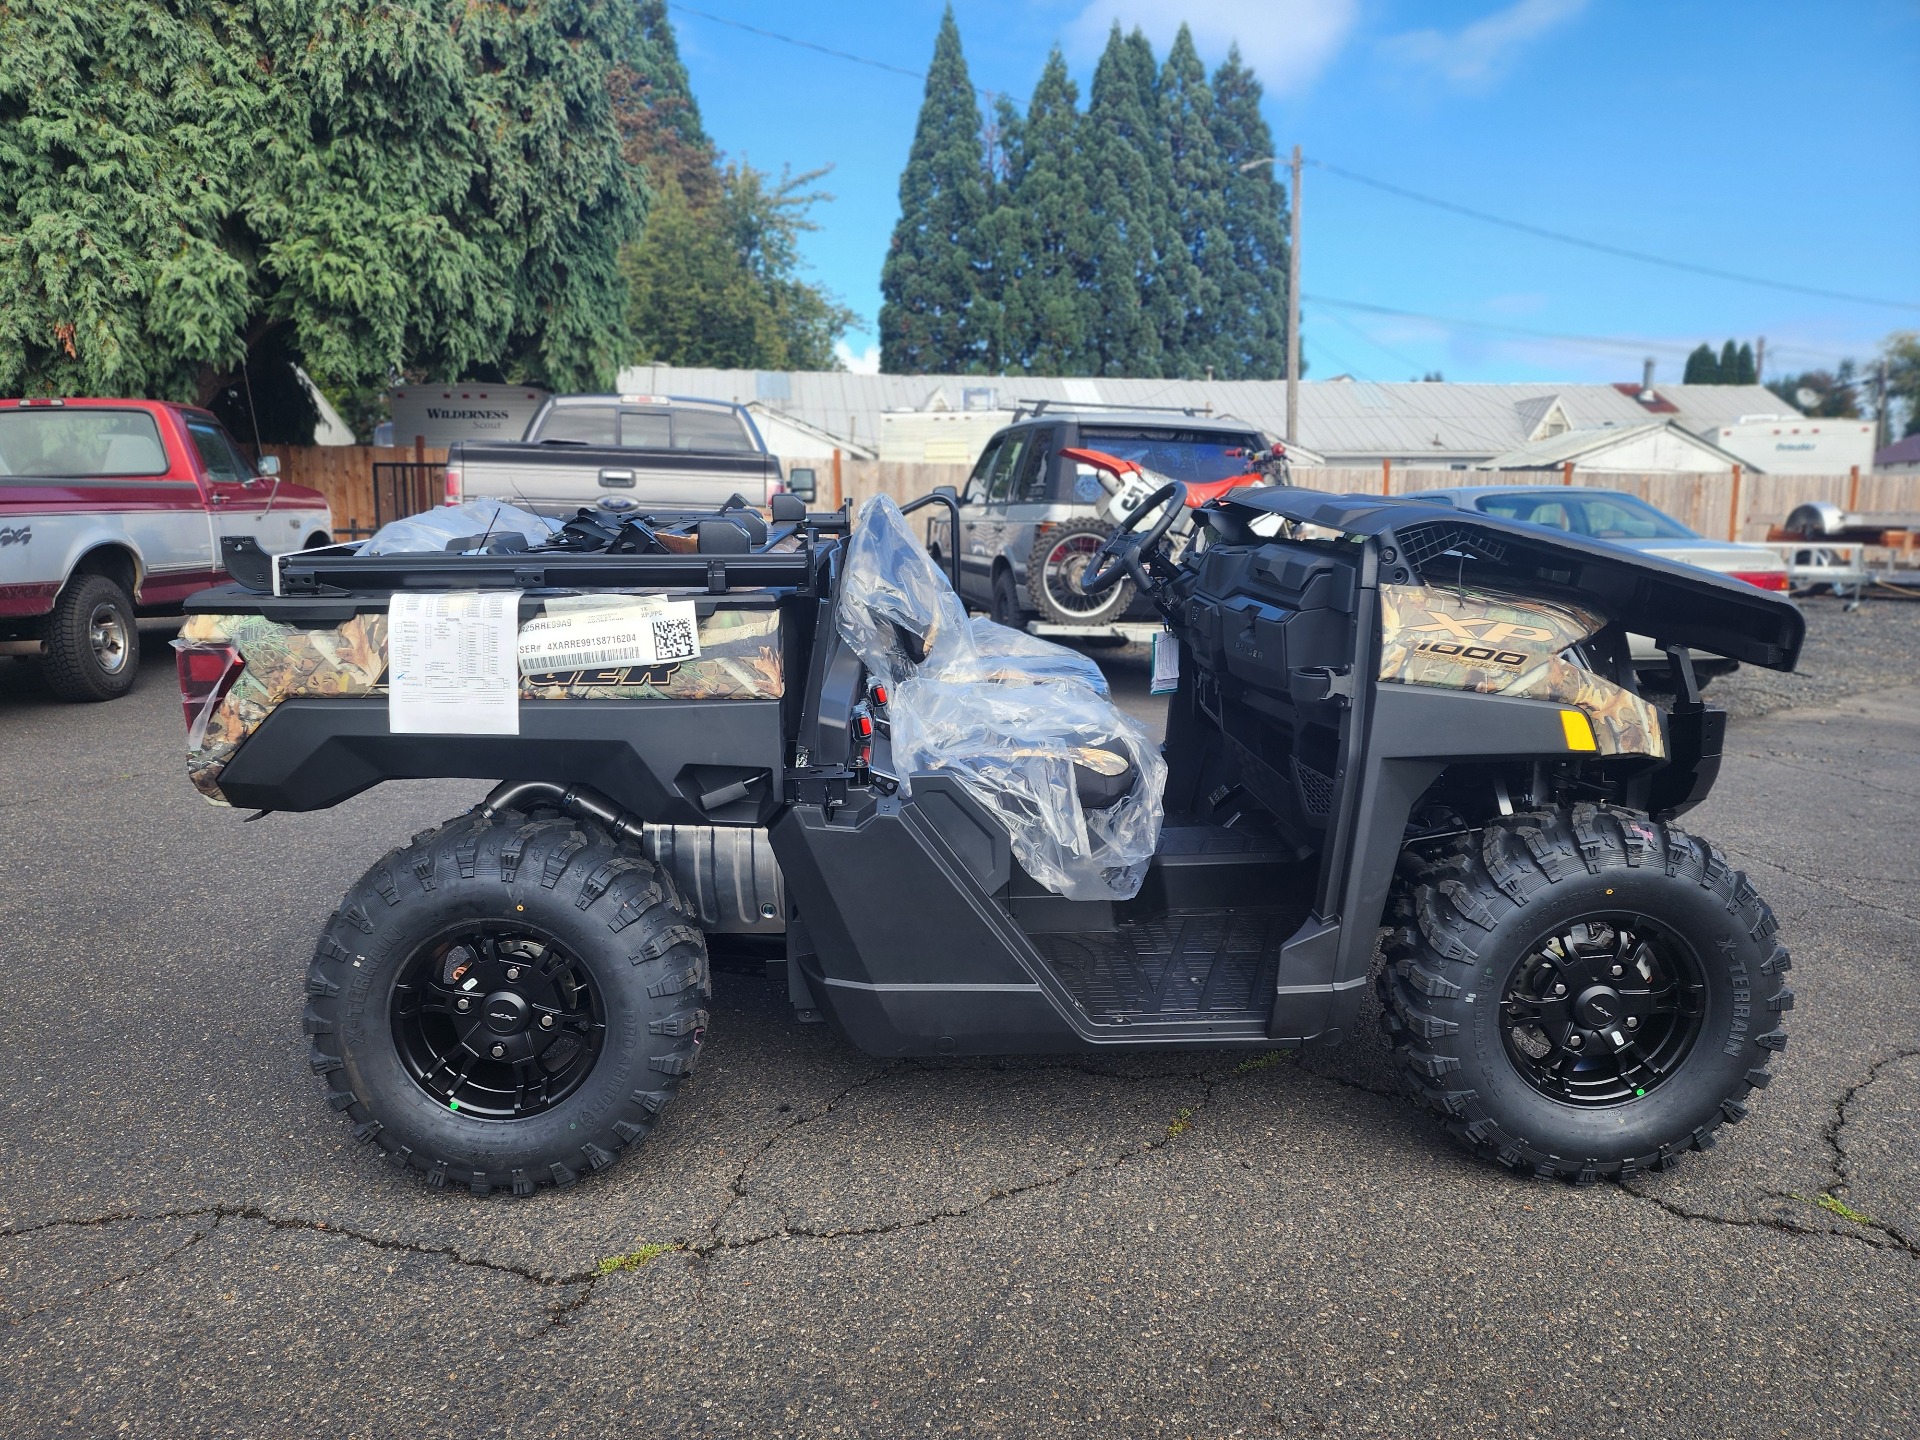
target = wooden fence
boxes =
[259,444,448,538]
[260,443,1920,544]
[1282,464,1920,542]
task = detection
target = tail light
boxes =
[172,641,244,748]
[443,464,463,505]
[1728,570,1790,591]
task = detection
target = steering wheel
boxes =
[1081,481,1188,594]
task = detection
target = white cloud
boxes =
[835,340,881,375]
[1381,0,1588,89]
[1065,0,1360,97]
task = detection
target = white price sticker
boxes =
[1150,629,1180,695]
[517,595,702,675]
[388,591,521,735]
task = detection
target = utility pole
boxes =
[1755,335,1765,386]
[1876,358,1891,453]
[1287,145,1303,445]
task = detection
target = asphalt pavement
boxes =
[1,598,1916,1439]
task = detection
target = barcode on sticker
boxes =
[530,648,646,670]
[651,616,697,662]
[516,596,701,674]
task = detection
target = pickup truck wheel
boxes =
[990,569,1026,628]
[305,810,709,1196]
[1027,521,1134,626]
[304,532,333,550]
[42,573,140,702]
[1381,805,1790,1181]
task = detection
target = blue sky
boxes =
[672,0,1919,385]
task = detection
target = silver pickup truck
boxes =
[445,393,805,519]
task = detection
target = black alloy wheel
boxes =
[1380,804,1793,1180]
[1498,915,1706,1107]
[306,809,710,1194]
[390,922,606,1120]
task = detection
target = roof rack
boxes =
[1012,398,1216,422]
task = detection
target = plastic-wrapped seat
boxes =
[838,496,1165,901]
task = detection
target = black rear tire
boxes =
[1380,804,1791,1181]
[42,572,139,702]
[990,568,1026,628]
[1027,520,1134,625]
[305,809,709,1195]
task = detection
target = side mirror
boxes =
[256,455,282,477]
[786,466,817,502]
[933,484,957,499]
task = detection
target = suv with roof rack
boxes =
[924,404,1280,630]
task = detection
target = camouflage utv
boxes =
[174,483,1801,1194]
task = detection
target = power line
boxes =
[1305,293,1859,369]
[667,3,998,99]
[1307,158,1919,313]
[1305,293,1693,356]
[1316,304,1429,375]
[662,7,1910,340]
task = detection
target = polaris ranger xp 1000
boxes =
[176,481,1801,1194]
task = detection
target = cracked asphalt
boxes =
[2,596,1916,1439]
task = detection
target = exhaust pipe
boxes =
[480,780,646,843]
[478,780,787,933]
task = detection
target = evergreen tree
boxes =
[1158,26,1228,377]
[1207,46,1290,378]
[1683,343,1720,384]
[1734,341,1757,385]
[610,0,720,208]
[614,3,856,371]
[1081,25,1160,376]
[1718,340,1741,384]
[0,1,648,413]
[992,49,1096,375]
[879,7,993,374]
[1121,28,1194,373]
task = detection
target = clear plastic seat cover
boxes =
[838,497,1165,901]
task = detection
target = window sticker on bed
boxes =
[389,591,522,736]
[517,595,703,675]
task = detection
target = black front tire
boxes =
[42,573,139,702]
[1381,805,1791,1180]
[305,809,710,1196]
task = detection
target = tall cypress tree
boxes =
[1081,25,1160,376]
[1120,28,1193,374]
[1718,339,1741,385]
[1159,26,1228,377]
[1683,343,1720,384]
[879,6,992,374]
[1208,46,1290,378]
[1734,341,1757,384]
[993,49,1096,374]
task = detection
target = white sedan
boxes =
[1405,486,1791,688]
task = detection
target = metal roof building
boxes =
[617,364,1801,470]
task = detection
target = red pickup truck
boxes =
[0,398,333,700]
